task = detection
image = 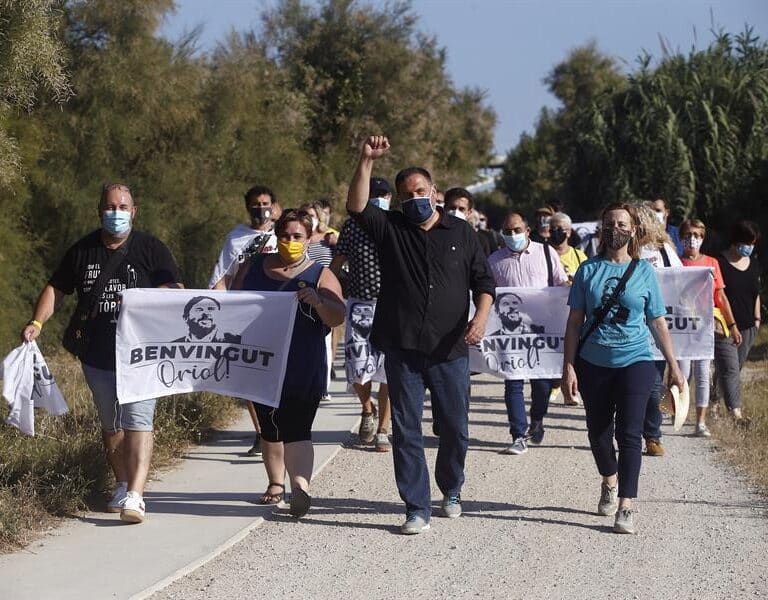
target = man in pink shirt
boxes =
[488,211,568,455]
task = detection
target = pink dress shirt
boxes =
[487,241,568,288]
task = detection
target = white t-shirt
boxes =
[208,224,277,289]
[640,242,682,269]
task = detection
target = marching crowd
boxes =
[20,135,762,536]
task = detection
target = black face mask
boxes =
[249,206,272,225]
[549,227,568,246]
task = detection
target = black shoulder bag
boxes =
[576,258,639,355]
[62,235,133,359]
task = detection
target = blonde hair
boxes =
[680,218,706,236]
[636,201,672,249]
[598,202,643,259]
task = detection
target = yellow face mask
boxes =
[277,240,305,263]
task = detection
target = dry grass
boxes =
[0,351,240,552]
[710,325,768,494]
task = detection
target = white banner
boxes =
[116,289,297,406]
[344,298,386,385]
[470,266,714,379]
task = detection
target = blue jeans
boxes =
[384,348,470,520]
[577,358,656,498]
[643,361,666,441]
[503,379,558,438]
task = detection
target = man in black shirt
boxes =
[347,136,495,534]
[21,183,182,525]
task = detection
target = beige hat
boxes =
[671,380,691,432]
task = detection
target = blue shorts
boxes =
[81,364,157,432]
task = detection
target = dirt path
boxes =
[152,374,768,600]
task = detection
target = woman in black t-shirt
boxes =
[714,220,762,424]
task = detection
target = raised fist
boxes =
[362,135,390,160]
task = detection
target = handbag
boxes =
[62,234,133,358]
[576,258,640,355]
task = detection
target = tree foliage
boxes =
[1,0,495,351]
[499,30,768,235]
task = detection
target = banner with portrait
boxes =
[344,298,386,385]
[116,289,297,406]
[470,266,714,379]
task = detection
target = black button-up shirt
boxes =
[352,204,496,360]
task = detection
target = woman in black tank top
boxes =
[713,220,762,425]
[233,209,345,518]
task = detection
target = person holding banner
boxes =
[488,211,569,454]
[232,209,345,517]
[562,202,684,534]
[21,183,182,524]
[347,136,495,535]
[637,202,683,458]
[330,177,392,452]
[679,218,740,437]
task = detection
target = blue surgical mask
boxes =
[102,210,132,236]
[737,244,754,258]
[401,196,434,224]
[370,197,391,211]
[502,232,527,252]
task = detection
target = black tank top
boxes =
[242,256,328,393]
[717,255,760,330]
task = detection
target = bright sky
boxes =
[161,0,767,155]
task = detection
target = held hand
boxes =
[21,324,40,343]
[362,135,390,160]
[667,364,685,393]
[731,325,742,346]
[464,316,487,345]
[561,364,579,403]
[297,287,323,308]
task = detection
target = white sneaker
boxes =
[106,482,128,513]
[120,491,146,524]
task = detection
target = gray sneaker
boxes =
[694,423,712,437]
[440,495,462,519]
[613,508,635,534]
[597,482,619,516]
[358,412,376,443]
[400,514,430,535]
[500,437,528,455]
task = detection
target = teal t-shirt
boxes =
[568,256,666,368]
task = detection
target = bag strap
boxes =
[577,258,640,353]
[543,242,554,287]
[660,245,671,267]
[78,234,134,320]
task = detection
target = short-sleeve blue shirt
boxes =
[567,256,666,368]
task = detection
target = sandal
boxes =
[289,488,312,518]
[259,482,285,505]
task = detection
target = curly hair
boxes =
[636,201,672,249]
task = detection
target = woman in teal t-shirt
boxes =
[561,202,684,535]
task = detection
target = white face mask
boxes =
[311,217,319,232]
[654,211,666,224]
[448,209,467,221]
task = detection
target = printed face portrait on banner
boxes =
[349,302,375,342]
[174,295,242,343]
[491,292,545,335]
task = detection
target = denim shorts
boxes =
[81,364,157,432]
